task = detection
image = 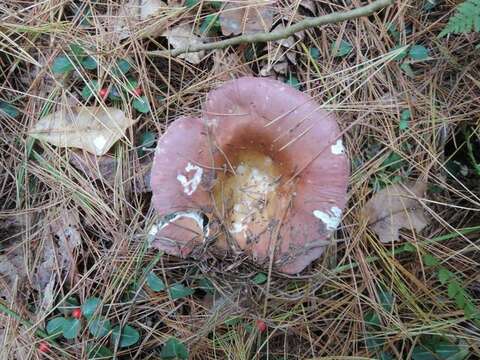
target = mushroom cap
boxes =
[150,77,349,274]
[149,117,212,255]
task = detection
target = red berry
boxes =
[38,341,50,353]
[72,308,82,319]
[99,88,108,99]
[256,319,267,333]
[133,87,142,96]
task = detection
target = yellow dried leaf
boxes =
[30,106,134,155]
[363,181,428,243]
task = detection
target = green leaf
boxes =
[62,318,81,339]
[379,352,394,360]
[114,59,131,75]
[210,1,222,9]
[423,254,440,267]
[88,317,111,338]
[111,325,140,348]
[402,243,417,253]
[46,317,67,338]
[400,62,415,77]
[244,323,254,334]
[88,345,114,360]
[224,316,242,326]
[0,101,19,118]
[185,0,198,7]
[447,279,461,299]
[309,47,320,60]
[82,297,102,319]
[58,296,80,312]
[200,13,220,34]
[409,45,430,60]
[198,277,215,294]
[365,336,384,350]
[133,96,150,113]
[138,131,156,156]
[140,131,156,148]
[411,345,436,360]
[52,55,74,74]
[439,0,480,37]
[438,268,453,285]
[169,283,194,300]
[454,289,466,308]
[69,43,85,59]
[382,152,403,171]
[436,342,465,359]
[391,45,409,61]
[463,300,478,319]
[364,311,380,327]
[146,271,166,292]
[81,80,100,100]
[252,272,268,285]
[126,77,139,91]
[82,56,97,70]
[285,74,300,89]
[160,337,189,360]
[331,39,353,57]
[399,109,411,130]
[378,287,394,313]
[424,0,439,11]
[387,23,400,41]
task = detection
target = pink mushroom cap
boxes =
[150,77,349,274]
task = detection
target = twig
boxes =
[148,0,394,58]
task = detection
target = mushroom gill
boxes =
[150,77,349,274]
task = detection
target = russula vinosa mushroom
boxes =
[150,77,349,274]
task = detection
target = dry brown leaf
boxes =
[220,0,275,36]
[299,0,317,14]
[69,149,118,183]
[29,106,135,156]
[259,48,288,76]
[363,181,429,243]
[114,0,174,39]
[36,209,82,290]
[162,24,205,64]
[0,249,25,301]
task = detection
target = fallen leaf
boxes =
[0,249,26,301]
[162,24,205,64]
[363,181,428,243]
[274,23,295,48]
[260,47,289,77]
[220,0,275,36]
[29,106,135,156]
[299,0,316,14]
[36,209,82,290]
[69,149,117,183]
[114,0,176,39]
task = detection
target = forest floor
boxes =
[1,0,480,359]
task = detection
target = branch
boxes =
[148,0,394,58]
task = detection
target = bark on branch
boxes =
[148,0,394,58]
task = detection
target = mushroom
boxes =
[150,77,349,274]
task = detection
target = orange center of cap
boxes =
[213,149,294,254]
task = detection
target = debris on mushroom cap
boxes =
[149,77,349,274]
